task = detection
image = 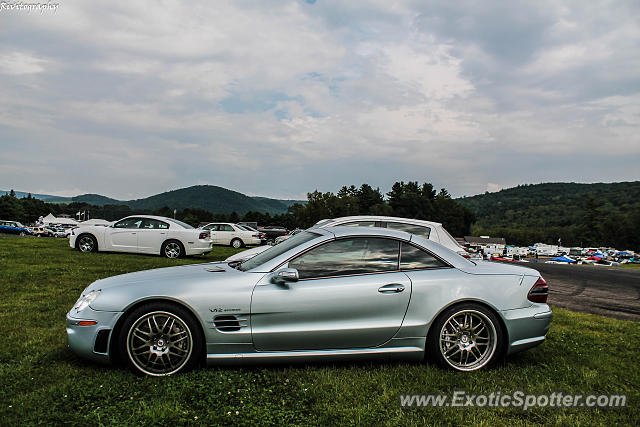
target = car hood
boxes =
[85,262,238,293]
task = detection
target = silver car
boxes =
[67,227,551,376]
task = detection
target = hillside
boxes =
[2,185,304,215]
[457,182,640,228]
[125,185,297,214]
[457,181,640,248]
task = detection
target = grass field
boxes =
[0,237,638,425]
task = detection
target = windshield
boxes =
[15,222,25,227]
[237,224,257,232]
[238,231,320,271]
[166,218,194,229]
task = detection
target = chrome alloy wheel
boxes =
[164,242,181,258]
[78,236,95,252]
[439,309,497,371]
[126,311,193,376]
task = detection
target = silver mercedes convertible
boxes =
[66,226,551,376]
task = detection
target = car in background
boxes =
[274,228,304,245]
[256,225,287,244]
[31,225,51,237]
[70,215,212,258]
[0,220,32,236]
[46,225,67,238]
[200,223,261,248]
[66,226,551,376]
[226,216,469,263]
[236,224,267,244]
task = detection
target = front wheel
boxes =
[428,303,504,371]
[77,234,97,252]
[119,303,202,376]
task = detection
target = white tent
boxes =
[42,213,78,226]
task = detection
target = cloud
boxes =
[0,0,638,200]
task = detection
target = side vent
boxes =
[213,315,247,332]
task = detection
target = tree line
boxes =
[0,182,476,237]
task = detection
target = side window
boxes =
[220,224,234,231]
[114,218,142,229]
[400,243,447,269]
[387,222,431,239]
[142,219,169,229]
[341,221,376,227]
[289,237,400,279]
[203,224,217,231]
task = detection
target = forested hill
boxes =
[457,182,640,249]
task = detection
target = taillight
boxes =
[252,234,259,238]
[528,277,549,303]
[199,231,210,239]
[458,251,471,259]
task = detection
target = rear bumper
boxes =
[502,304,552,355]
[185,240,213,255]
[66,307,123,364]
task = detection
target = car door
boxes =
[219,224,236,245]
[251,237,411,351]
[108,217,142,251]
[137,219,170,254]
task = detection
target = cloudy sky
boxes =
[1,0,638,200]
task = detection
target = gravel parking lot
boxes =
[526,262,640,321]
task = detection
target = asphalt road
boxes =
[525,262,640,321]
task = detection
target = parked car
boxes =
[0,220,32,236]
[274,228,304,244]
[31,225,50,237]
[46,225,67,238]
[70,215,212,258]
[200,223,262,248]
[236,224,267,244]
[66,226,551,376]
[226,215,469,263]
[257,225,287,244]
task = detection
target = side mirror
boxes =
[272,268,299,285]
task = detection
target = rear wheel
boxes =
[162,240,184,258]
[428,303,504,371]
[119,303,202,376]
[77,234,97,252]
[230,238,244,249]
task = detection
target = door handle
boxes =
[378,283,405,293]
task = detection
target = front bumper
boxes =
[502,304,552,355]
[66,306,123,364]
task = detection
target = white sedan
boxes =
[70,215,212,258]
[200,222,262,248]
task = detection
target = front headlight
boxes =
[73,289,101,313]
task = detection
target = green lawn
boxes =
[0,237,638,425]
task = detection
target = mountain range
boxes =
[1,185,304,215]
[4,181,639,220]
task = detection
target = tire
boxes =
[119,302,203,376]
[162,240,184,258]
[230,238,244,249]
[76,234,97,252]
[19,231,25,236]
[427,303,504,372]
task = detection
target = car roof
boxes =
[319,215,443,227]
